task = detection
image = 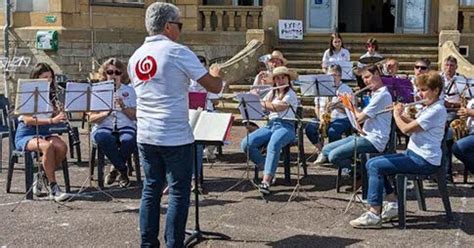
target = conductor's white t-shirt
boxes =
[128,34,208,146]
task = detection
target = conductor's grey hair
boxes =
[145,2,181,35]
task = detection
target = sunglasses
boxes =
[168,21,183,31]
[414,65,428,70]
[106,70,122,76]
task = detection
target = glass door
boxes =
[394,0,430,33]
[306,0,338,32]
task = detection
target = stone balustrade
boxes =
[198,6,262,32]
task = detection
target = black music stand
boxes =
[220,94,266,198]
[10,80,57,211]
[185,141,230,247]
[60,81,119,201]
[271,105,332,215]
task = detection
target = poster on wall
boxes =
[278,19,303,40]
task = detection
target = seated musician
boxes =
[350,71,447,228]
[89,58,137,188]
[356,38,383,74]
[322,32,350,73]
[452,97,474,175]
[305,64,353,152]
[253,50,287,86]
[410,58,431,99]
[15,63,70,201]
[315,65,392,182]
[440,55,465,180]
[382,58,400,77]
[240,66,299,195]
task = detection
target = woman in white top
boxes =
[350,71,447,229]
[321,33,350,73]
[89,58,137,188]
[240,66,299,195]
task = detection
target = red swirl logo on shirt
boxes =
[135,56,157,81]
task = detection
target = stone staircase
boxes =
[216,33,439,122]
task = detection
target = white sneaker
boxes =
[49,184,71,202]
[313,153,328,165]
[349,211,382,229]
[381,202,399,222]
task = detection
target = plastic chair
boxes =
[6,117,70,200]
[0,95,10,173]
[395,131,453,229]
[89,138,141,189]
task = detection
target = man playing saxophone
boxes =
[452,96,474,177]
[305,64,353,154]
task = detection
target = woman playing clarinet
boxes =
[240,66,299,195]
[15,63,70,201]
[350,71,447,228]
[89,58,137,188]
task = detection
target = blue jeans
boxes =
[306,118,352,144]
[240,119,295,177]
[138,143,193,248]
[321,135,378,169]
[453,134,474,174]
[92,127,136,172]
[365,150,438,206]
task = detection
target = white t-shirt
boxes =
[322,48,350,69]
[263,89,299,120]
[441,72,463,104]
[92,83,137,131]
[128,34,208,146]
[362,86,393,152]
[408,100,447,166]
[357,52,383,68]
[314,83,352,121]
[466,99,474,134]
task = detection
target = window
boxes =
[0,0,49,12]
[460,0,474,6]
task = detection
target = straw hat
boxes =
[269,50,288,65]
[271,66,298,81]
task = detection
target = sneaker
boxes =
[313,153,328,165]
[341,168,352,176]
[381,202,399,222]
[118,170,130,188]
[105,168,119,185]
[349,211,382,229]
[33,172,48,197]
[49,184,70,202]
[258,182,270,195]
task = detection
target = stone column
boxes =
[438,0,459,32]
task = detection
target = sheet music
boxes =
[65,82,91,112]
[328,61,354,80]
[298,74,336,96]
[91,80,114,111]
[15,79,52,115]
[235,93,266,120]
[189,110,233,142]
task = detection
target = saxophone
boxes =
[450,95,469,141]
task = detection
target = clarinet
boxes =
[112,83,119,137]
[53,87,81,146]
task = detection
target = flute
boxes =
[375,99,428,116]
[251,84,289,93]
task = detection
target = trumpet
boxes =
[375,99,428,116]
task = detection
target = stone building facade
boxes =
[0,0,472,94]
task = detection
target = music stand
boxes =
[185,141,230,246]
[60,80,118,201]
[220,93,266,199]
[10,79,53,210]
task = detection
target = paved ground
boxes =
[1,126,474,247]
